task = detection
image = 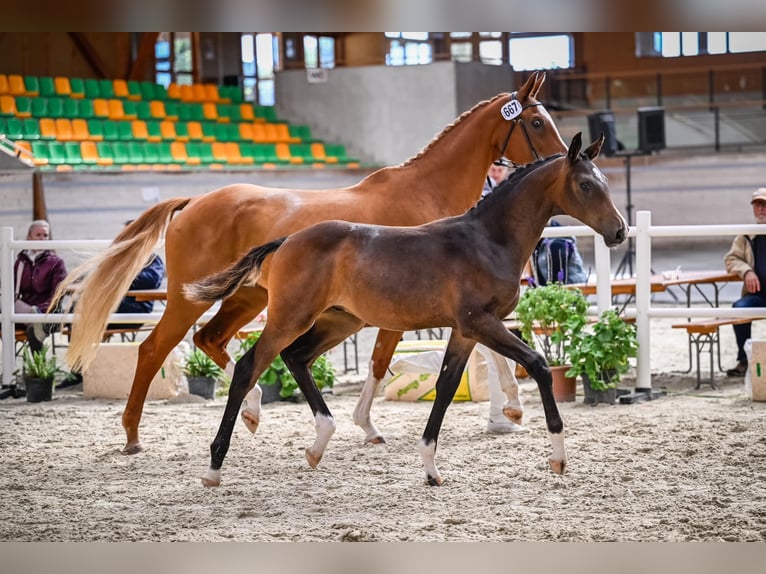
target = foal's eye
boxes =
[532,119,543,128]
[580,181,592,192]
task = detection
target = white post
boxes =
[593,234,612,314]
[635,211,652,391]
[2,227,15,388]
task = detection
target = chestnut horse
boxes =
[185,133,627,487]
[52,72,567,454]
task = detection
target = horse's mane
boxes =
[473,153,564,210]
[397,93,509,168]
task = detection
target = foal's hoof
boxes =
[240,408,260,434]
[503,406,524,426]
[305,448,323,469]
[201,469,221,488]
[365,435,386,445]
[549,458,567,475]
[121,442,143,455]
[425,474,444,487]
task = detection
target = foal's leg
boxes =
[418,334,476,486]
[352,328,403,444]
[281,313,365,468]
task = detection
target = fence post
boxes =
[635,211,652,391]
[2,227,15,387]
[594,234,612,314]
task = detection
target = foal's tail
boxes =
[184,237,287,303]
[51,197,192,371]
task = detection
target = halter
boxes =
[497,91,544,168]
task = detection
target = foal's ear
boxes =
[583,134,605,160]
[567,132,583,163]
[517,71,544,102]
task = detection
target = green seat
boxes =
[69,78,85,98]
[84,78,101,99]
[64,141,83,164]
[185,141,201,163]
[224,85,243,103]
[102,120,119,140]
[63,99,79,119]
[0,118,6,136]
[139,82,155,100]
[30,98,47,118]
[188,103,204,122]
[117,121,134,140]
[98,79,114,99]
[157,142,173,163]
[255,105,278,122]
[128,141,145,163]
[258,143,282,164]
[177,104,191,122]
[164,100,179,119]
[24,76,40,96]
[216,103,232,123]
[112,141,129,163]
[127,81,141,100]
[142,142,160,164]
[4,118,24,139]
[146,120,162,141]
[78,99,95,119]
[174,121,188,140]
[31,141,51,162]
[39,77,56,98]
[96,142,115,163]
[214,123,231,142]
[197,142,214,163]
[47,141,67,164]
[136,101,152,120]
[228,123,243,141]
[87,119,103,140]
[289,143,314,162]
[122,100,138,119]
[22,118,41,140]
[201,122,217,142]
[227,104,242,123]
[239,141,255,162]
[153,84,168,100]
[47,98,64,119]
[325,143,360,164]
[289,124,312,142]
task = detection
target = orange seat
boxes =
[187,121,203,141]
[211,142,228,162]
[71,119,90,140]
[0,95,17,116]
[54,76,71,97]
[150,101,166,119]
[167,83,181,100]
[263,123,279,142]
[0,74,10,94]
[160,121,177,140]
[223,142,249,164]
[107,99,125,120]
[54,118,73,141]
[179,85,194,102]
[276,142,301,164]
[171,141,199,164]
[39,118,57,139]
[93,98,110,118]
[80,140,100,163]
[132,120,149,140]
[275,123,298,143]
[202,102,217,121]
[239,123,254,141]
[310,142,334,163]
[251,123,267,142]
[204,84,219,102]
[112,79,129,99]
[8,75,26,96]
[193,84,207,102]
[239,104,254,121]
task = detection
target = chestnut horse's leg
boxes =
[353,328,403,444]
[281,311,366,469]
[418,333,476,486]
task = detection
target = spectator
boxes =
[531,219,588,286]
[481,162,510,198]
[724,187,766,377]
[11,220,67,352]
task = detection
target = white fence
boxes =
[3,213,766,390]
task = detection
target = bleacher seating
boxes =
[0,73,361,171]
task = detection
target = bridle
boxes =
[496,91,544,168]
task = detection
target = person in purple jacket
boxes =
[13,220,67,352]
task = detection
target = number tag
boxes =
[500,99,522,121]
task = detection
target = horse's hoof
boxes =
[201,469,221,487]
[365,435,386,445]
[241,409,260,434]
[503,406,524,425]
[122,442,143,455]
[549,458,567,475]
[305,448,323,469]
[426,475,443,487]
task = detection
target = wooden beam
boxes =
[128,32,159,81]
[68,32,111,79]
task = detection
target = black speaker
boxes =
[587,111,618,157]
[638,107,666,152]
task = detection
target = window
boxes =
[154,32,193,87]
[240,33,277,105]
[638,32,766,57]
[508,34,572,71]
[385,32,433,65]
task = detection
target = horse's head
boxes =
[501,71,568,164]
[556,132,628,248]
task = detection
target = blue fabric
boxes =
[732,293,766,363]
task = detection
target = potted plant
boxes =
[567,309,638,405]
[183,348,226,400]
[21,344,61,403]
[515,283,589,402]
[237,331,335,403]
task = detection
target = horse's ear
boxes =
[583,134,605,160]
[516,72,539,102]
[568,132,583,163]
[531,71,546,98]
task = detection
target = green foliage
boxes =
[236,331,335,399]
[21,344,61,382]
[183,348,226,380]
[515,283,589,366]
[566,309,638,391]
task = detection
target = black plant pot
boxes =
[582,372,617,405]
[187,376,216,400]
[260,379,283,404]
[24,377,53,403]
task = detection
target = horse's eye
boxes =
[580,181,592,192]
[532,119,543,128]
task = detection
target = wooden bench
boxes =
[671,318,753,389]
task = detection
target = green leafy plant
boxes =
[236,331,335,399]
[566,309,638,391]
[515,283,589,366]
[183,348,226,380]
[21,344,61,382]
